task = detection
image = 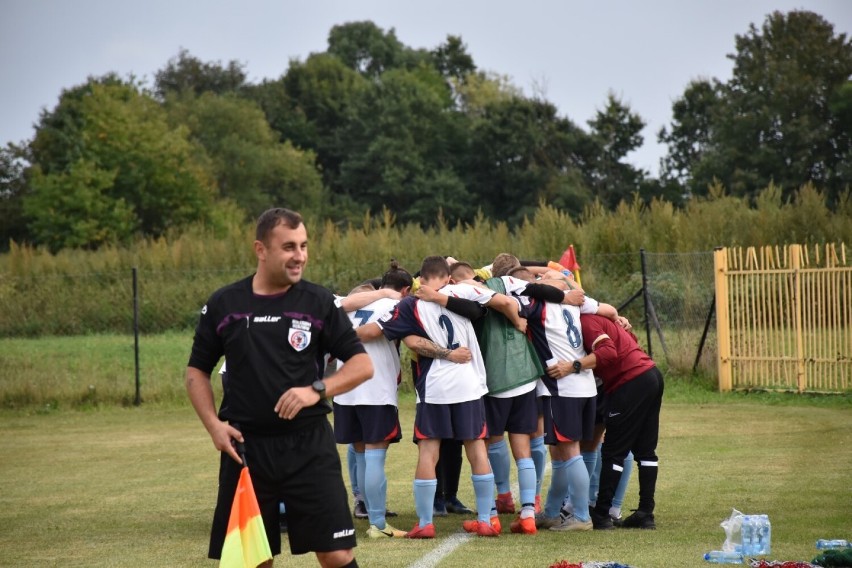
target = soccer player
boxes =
[334,261,414,539]
[577,313,664,530]
[508,266,620,532]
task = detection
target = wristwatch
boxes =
[572,360,583,373]
[311,380,327,400]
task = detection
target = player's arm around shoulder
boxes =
[485,292,527,333]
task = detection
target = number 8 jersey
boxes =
[379,283,495,405]
[524,296,600,398]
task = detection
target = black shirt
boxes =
[188,275,365,430]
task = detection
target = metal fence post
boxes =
[133,267,141,406]
[640,249,652,359]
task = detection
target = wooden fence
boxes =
[714,243,851,392]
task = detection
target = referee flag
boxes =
[559,245,582,287]
[220,466,272,568]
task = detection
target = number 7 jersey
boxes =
[379,283,494,404]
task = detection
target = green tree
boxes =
[154,48,247,98]
[430,35,476,82]
[586,93,648,208]
[0,144,30,249]
[658,79,721,187]
[466,96,592,224]
[164,92,325,218]
[327,21,424,78]
[24,76,217,249]
[339,65,471,224]
[661,10,852,204]
[257,54,368,202]
[24,160,137,251]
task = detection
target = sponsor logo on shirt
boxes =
[253,315,282,323]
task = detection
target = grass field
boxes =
[0,391,850,567]
[0,334,850,567]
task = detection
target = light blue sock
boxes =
[355,450,367,510]
[545,459,569,518]
[472,473,495,523]
[347,444,360,499]
[566,455,590,521]
[589,444,602,505]
[613,451,634,510]
[365,448,388,528]
[413,479,437,527]
[516,457,536,506]
[279,501,286,514]
[488,439,511,494]
[530,435,546,496]
[582,449,598,505]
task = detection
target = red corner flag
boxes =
[220,466,272,568]
[558,245,582,287]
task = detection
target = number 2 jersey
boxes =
[378,283,497,405]
[335,297,401,407]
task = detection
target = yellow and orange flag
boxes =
[220,466,272,568]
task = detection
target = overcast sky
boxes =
[2,0,850,177]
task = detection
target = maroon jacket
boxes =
[580,314,655,394]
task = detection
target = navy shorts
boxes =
[332,403,402,445]
[208,417,356,559]
[484,389,538,435]
[542,395,596,445]
[413,398,488,441]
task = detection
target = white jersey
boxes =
[527,296,601,398]
[335,297,400,406]
[380,282,495,404]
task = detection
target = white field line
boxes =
[405,460,551,568]
[406,533,473,568]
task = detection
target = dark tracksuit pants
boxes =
[594,366,664,515]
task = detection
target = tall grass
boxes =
[2,187,850,337]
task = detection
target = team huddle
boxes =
[186,208,664,568]
[333,253,664,541]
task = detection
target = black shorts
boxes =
[208,417,356,559]
[542,395,596,445]
[484,389,538,435]
[413,398,487,441]
[332,403,402,445]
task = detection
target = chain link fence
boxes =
[581,250,716,374]
[1,251,718,374]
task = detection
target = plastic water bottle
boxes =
[740,515,755,555]
[704,550,744,564]
[816,539,851,549]
[756,514,771,555]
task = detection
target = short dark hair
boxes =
[449,261,475,280]
[420,255,450,280]
[380,259,413,291]
[507,265,532,279]
[256,208,303,244]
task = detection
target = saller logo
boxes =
[253,315,281,323]
[333,529,355,539]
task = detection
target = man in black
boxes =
[186,208,373,568]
